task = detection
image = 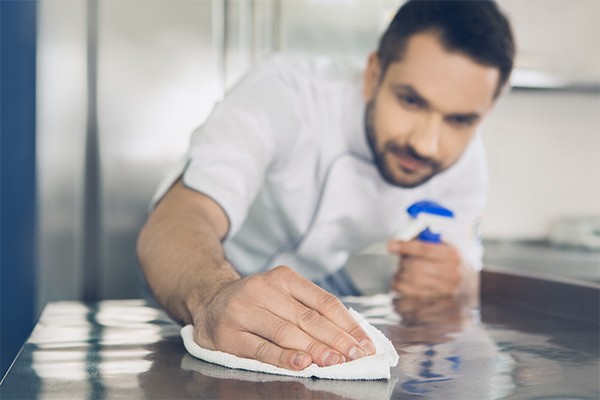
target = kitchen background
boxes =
[2,0,599,379]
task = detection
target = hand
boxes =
[191,265,376,371]
[387,239,474,298]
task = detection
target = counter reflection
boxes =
[8,296,597,399]
[28,300,170,399]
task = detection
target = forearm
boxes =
[137,184,377,371]
[136,183,239,325]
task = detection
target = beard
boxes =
[364,100,443,188]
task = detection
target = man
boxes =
[137,0,515,371]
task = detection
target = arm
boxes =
[137,178,238,326]
[137,179,376,370]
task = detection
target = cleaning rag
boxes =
[180,308,399,380]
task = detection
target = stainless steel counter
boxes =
[2,287,598,399]
[483,239,600,284]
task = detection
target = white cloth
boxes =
[153,54,487,281]
[180,308,399,380]
[180,355,398,400]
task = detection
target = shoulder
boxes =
[219,54,361,119]
[255,53,363,90]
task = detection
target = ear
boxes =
[362,52,382,101]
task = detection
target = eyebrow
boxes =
[392,84,482,122]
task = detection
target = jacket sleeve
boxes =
[155,58,302,239]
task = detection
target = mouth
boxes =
[390,152,431,174]
[374,141,442,188]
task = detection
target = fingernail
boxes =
[293,353,309,369]
[348,346,366,361]
[360,338,376,355]
[323,351,342,366]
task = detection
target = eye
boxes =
[397,94,422,109]
[447,115,476,128]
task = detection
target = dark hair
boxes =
[377,0,516,97]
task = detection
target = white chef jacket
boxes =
[153,54,487,282]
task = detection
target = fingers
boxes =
[387,239,463,298]
[236,331,313,371]
[274,266,376,357]
[388,239,461,263]
[392,254,460,297]
[240,306,348,367]
[403,259,460,285]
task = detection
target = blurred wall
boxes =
[482,90,600,239]
[35,0,600,312]
[482,0,600,239]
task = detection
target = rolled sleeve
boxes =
[180,60,301,238]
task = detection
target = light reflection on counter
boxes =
[3,296,598,399]
[344,294,517,399]
[27,300,167,399]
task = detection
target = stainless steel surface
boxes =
[484,240,600,284]
[2,293,598,399]
[482,266,600,326]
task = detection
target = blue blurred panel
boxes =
[1,0,38,379]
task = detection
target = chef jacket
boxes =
[153,54,487,283]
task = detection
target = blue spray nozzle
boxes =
[417,227,442,243]
[406,201,454,244]
[407,200,454,218]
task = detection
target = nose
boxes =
[407,113,442,159]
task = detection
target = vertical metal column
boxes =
[82,0,101,302]
[273,0,283,53]
[214,0,283,95]
[212,0,226,99]
[251,0,282,64]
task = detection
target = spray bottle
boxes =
[344,200,454,295]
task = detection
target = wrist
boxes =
[184,262,240,325]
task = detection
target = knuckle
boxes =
[226,297,245,315]
[271,264,293,277]
[299,308,322,328]
[253,340,272,361]
[414,240,434,254]
[270,265,296,283]
[347,324,365,340]
[330,329,350,349]
[271,320,292,343]
[304,339,322,356]
[408,240,424,253]
[243,274,264,291]
[320,292,342,312]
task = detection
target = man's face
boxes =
[363,32,500,188]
